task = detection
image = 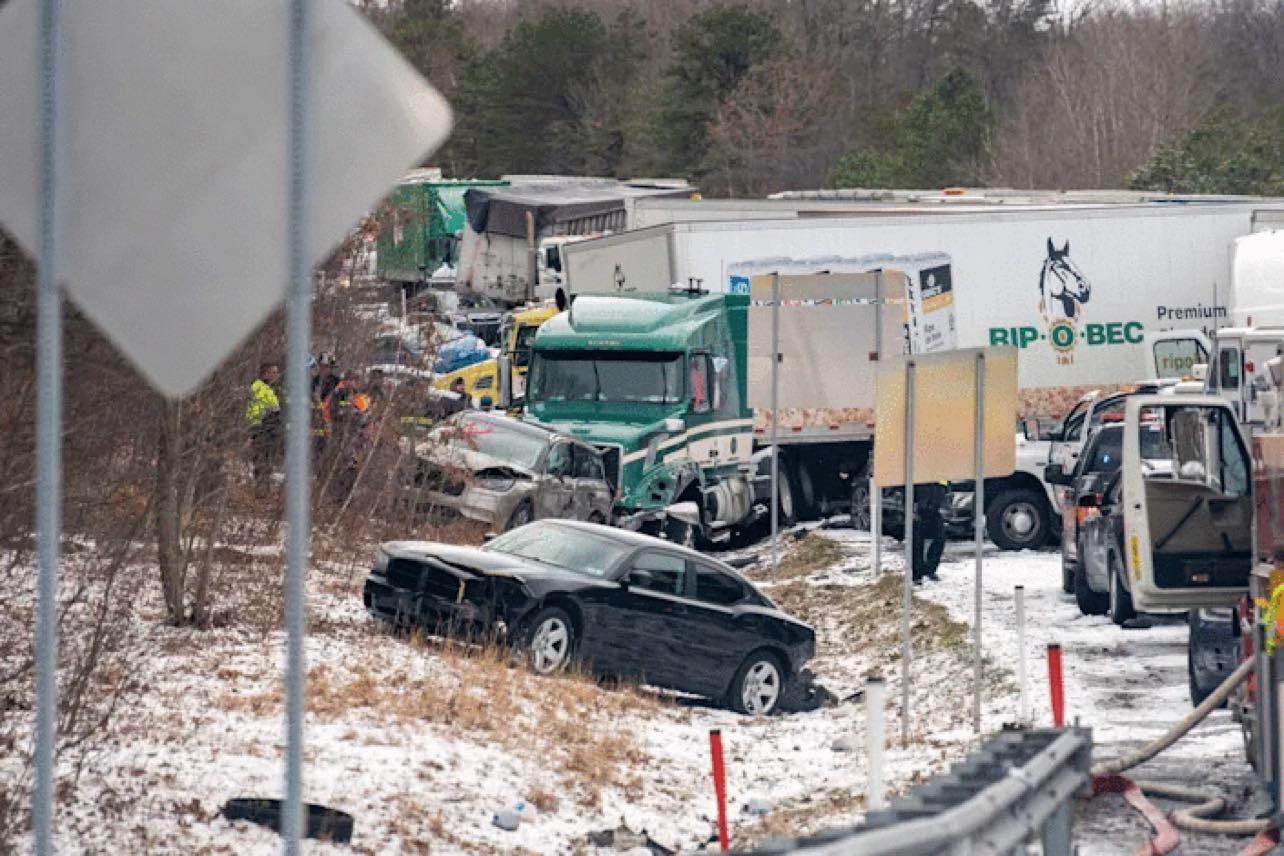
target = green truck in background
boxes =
[519,285,886,544]
[376,169,507,285]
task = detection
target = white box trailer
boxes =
[562,202,1284,412]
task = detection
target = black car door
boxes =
[602,549,691,687]
[676,561,756,697]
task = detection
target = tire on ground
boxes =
[521,605,576,675]
[505,499,533,531]
[1074,563,1108,616]
[985,487,1051,552]
[1107,555,1136,625]
[726,649,787,716]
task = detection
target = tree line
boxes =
[364,0,1284,196]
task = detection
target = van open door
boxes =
[1144,330,1211,382]
[1123,394,1253,611]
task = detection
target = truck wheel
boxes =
[775,465,797,527]
[985,488,1050,552]
[1074,563,1107,616]
[849,481,871,531]
[793,463,817,520]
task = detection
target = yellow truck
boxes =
[433,303,561,407]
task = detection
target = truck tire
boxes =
[793,462,817,520]
[1074,564,1108,616]
[986,488,1051,552]
[849,481,871,531]
[769,453,797,527]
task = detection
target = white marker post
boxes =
[866,675,887,811]
[1016,584,1028,725]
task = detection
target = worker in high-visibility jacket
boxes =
[246,362,282,485]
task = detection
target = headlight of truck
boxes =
[373,547,390,573]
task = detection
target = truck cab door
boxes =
[1123,395,1253,611]
[1144,330,1211,381]
[1208,339,1244,421]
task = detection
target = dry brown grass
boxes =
[748,788,865,845]
[217,632,660,808]
[771,573,968,663]
[768,533,849,580]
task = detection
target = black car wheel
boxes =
[1108,555,1136,626]
[524,607,574,675]
[505,500,533,531]
[1074,563,1107,616]
[986,488,1051,552]
[728,650,785,716]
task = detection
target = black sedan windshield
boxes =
[485,522,629,577]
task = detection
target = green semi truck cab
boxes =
[523,289,793,540]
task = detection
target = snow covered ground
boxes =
[911,538,1260,855]
[2,526,1265,854]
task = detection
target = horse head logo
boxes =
[1038,239,1090,322]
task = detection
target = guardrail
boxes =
[740,727,1092,856]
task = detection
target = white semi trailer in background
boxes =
[558,197,1284,550]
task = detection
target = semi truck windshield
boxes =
[530,351,684,404]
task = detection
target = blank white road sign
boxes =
[0,0,452,396]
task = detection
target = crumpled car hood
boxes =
[411,443,536,478]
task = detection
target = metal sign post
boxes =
[972,351,985,735]
[901,360,916,748]
[282,0,311,849]
[770,273,781,575]
[33,0,63,852]
[871,475,881,575]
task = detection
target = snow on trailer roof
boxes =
[768,187,1284,206]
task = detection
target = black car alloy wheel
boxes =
[730,651,784,716]
[525,606,574,675]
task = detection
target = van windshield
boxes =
[530,351,685,405]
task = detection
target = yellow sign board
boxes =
[873,347,1018,487]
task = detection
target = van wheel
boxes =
[1108,555,1136,625]
[1074,563,1108,616]
[986,488,1050,552]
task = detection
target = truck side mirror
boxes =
[1077,493,1099,508]
[1191,363,1208,382]
[1022,418,1041,441]
[498,353,513,410]
[1043,463,1067,485]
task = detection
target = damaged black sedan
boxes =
[363,520,815,715]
